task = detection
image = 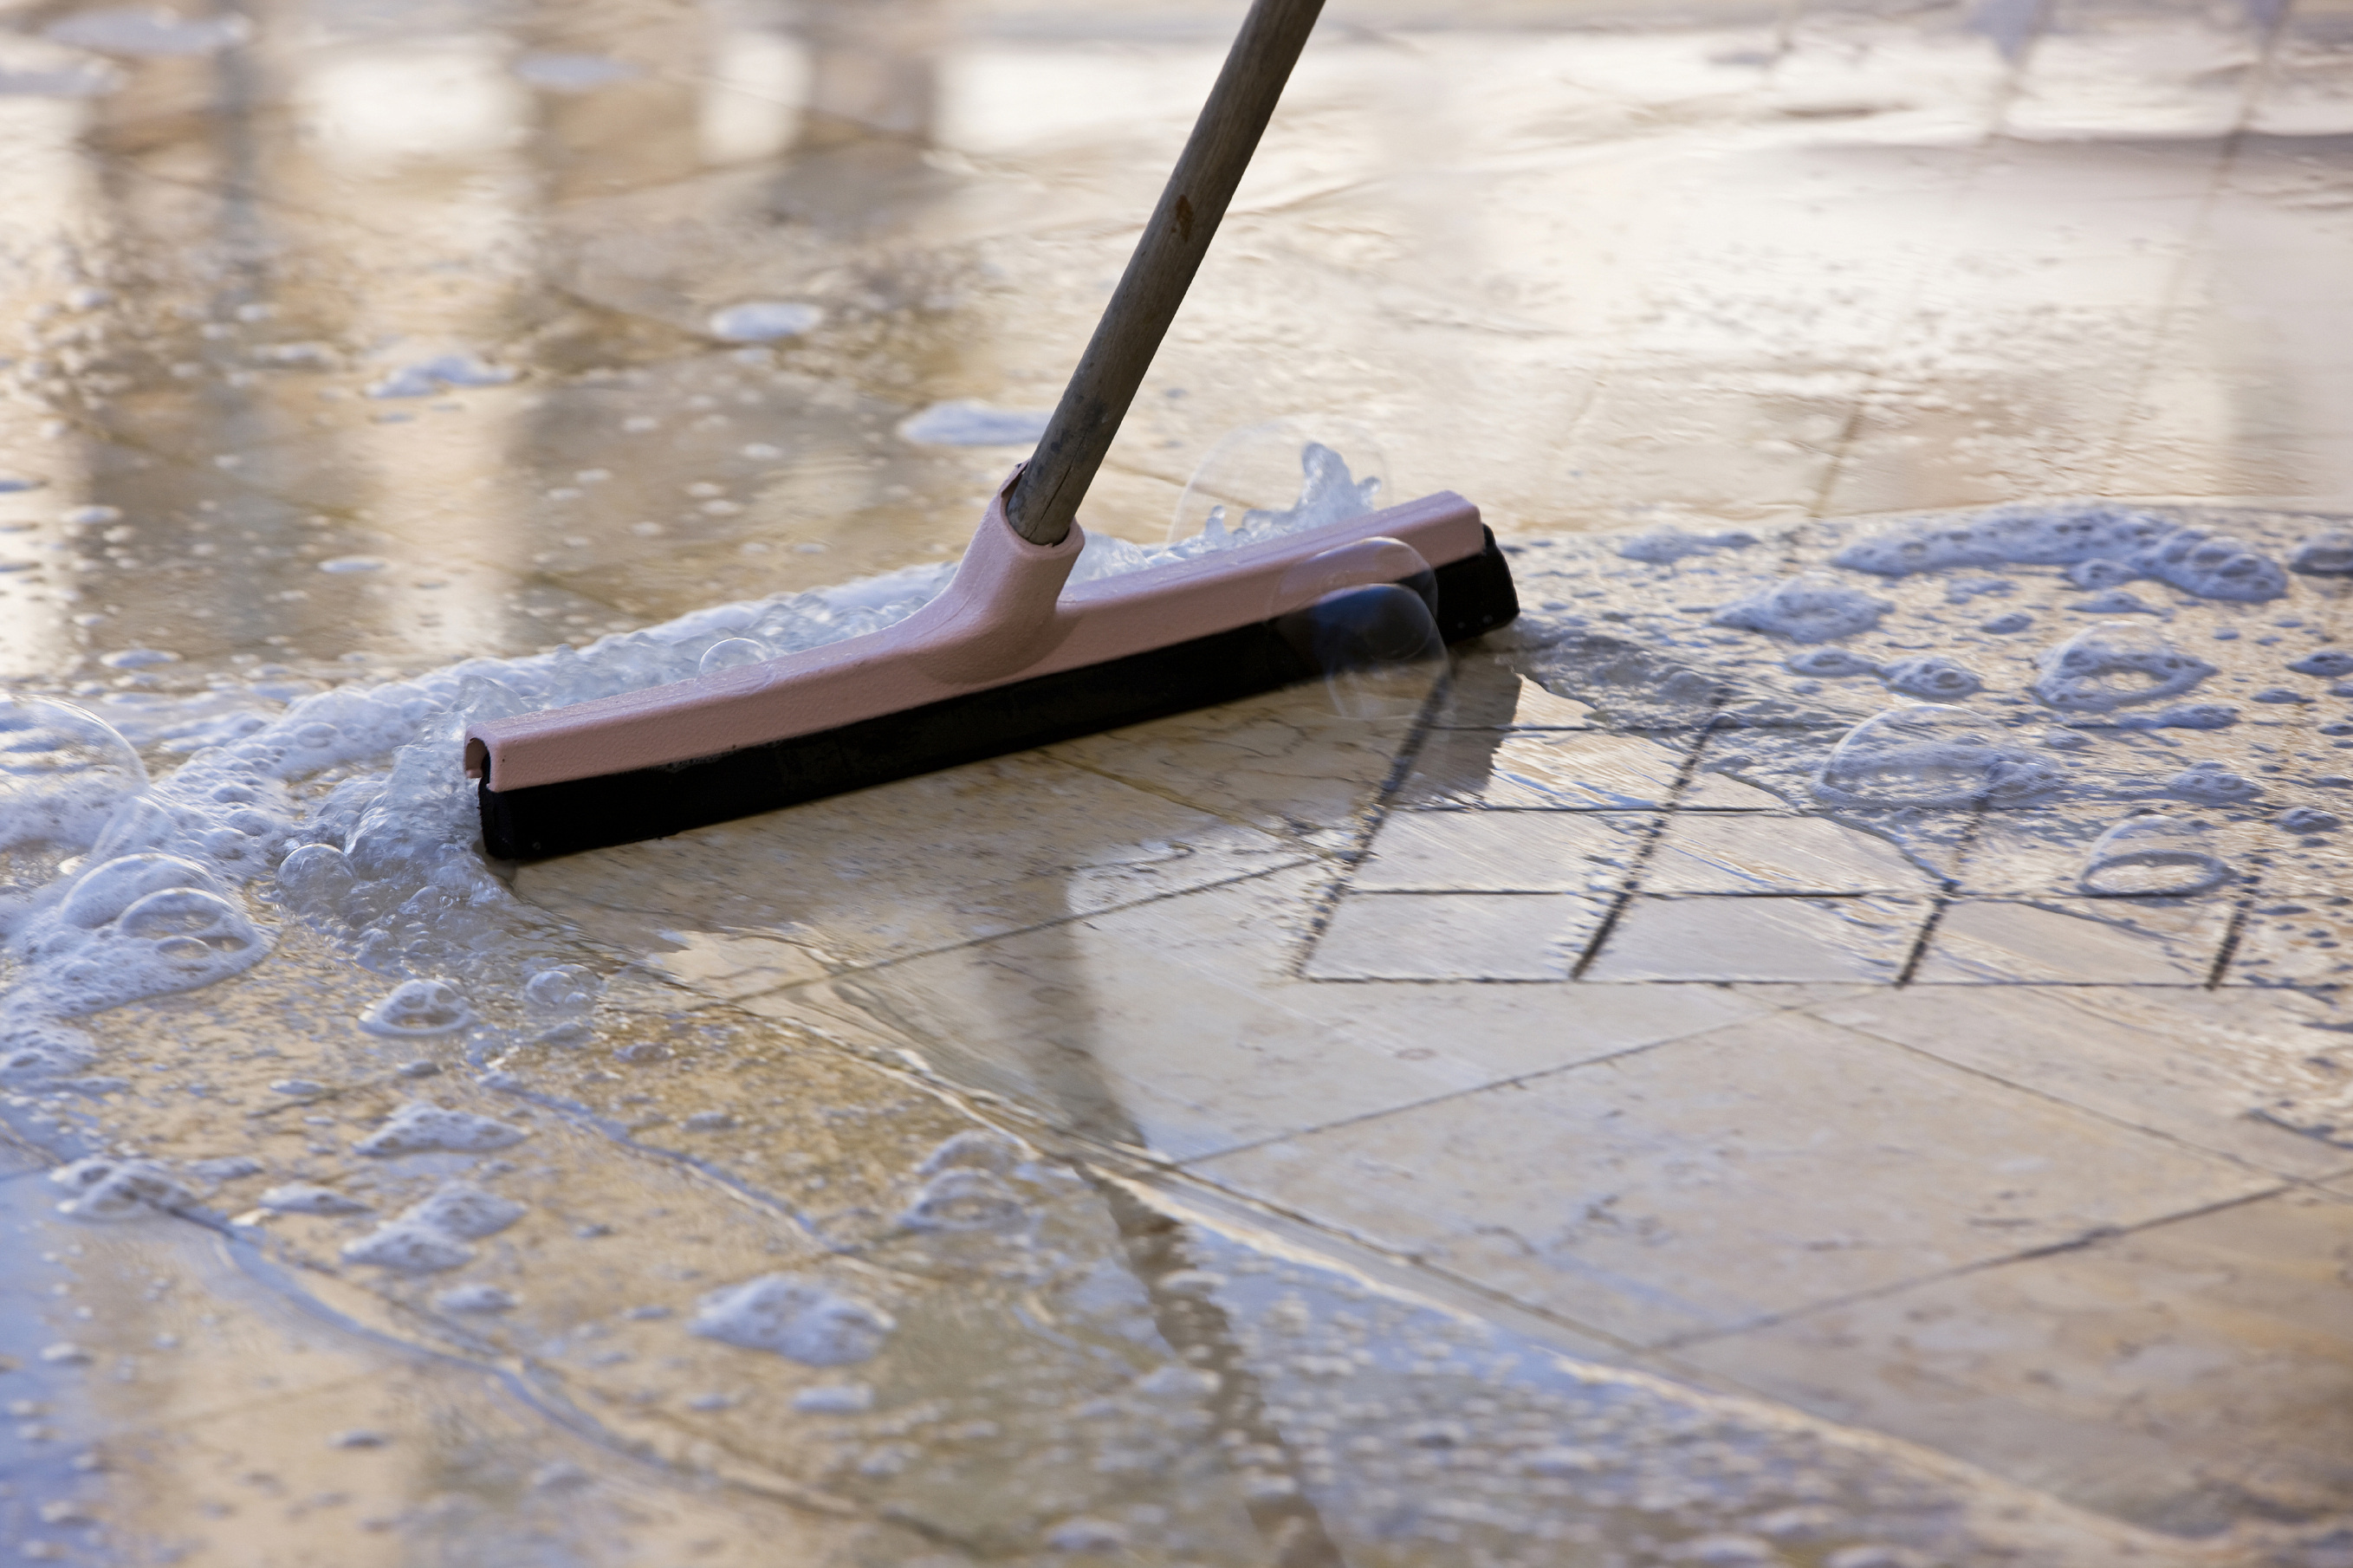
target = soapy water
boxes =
[6,495,2353,1564]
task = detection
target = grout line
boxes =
[1171,986,1855,1166]
[716,855,1319,1004]
[2205,892,2258,988]
[1287,664,1459,978]
[1572,718,1737,978]
[1656,1182,2293,1354]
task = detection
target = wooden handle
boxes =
[1004,0,1326,548]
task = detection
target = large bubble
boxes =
[0,697,148,930]
[1813,705,2065,807]
[2079,814,2232,897]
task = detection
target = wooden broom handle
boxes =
[1003,0,1326,548]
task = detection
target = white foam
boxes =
[352,1103,526,1156]
[405,1181,526,1238]
[341,1218,474,1273]
[2032,624,2216,713]
[259,1182,372,1215]
[898,1168,1027,1233]
[1835,502,2286,602]
[1617,528,1756,564]
[435,1283,516,1313]
[1878,655,1981,699]
[2291,531,2353,576]
[1712,573,1890,643]
[9,851,269,1018]
[50,1155,196,1219]
[688,1274,894,1364]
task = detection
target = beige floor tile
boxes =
[87,1358,881,1568]
[1196,1010,2266,1347]
[0,1179,402,1453]
[1803,984,2353,1179]
[1352,809,1651,893]
[1585,893,1926,982]
[1641,813,1939,894]
[1914,896,2235,983]
[1038,678,1420,846]
[511,748,1306,982]
[742,866,1774,1158]
[1677,1189,2353,1538]
[1306,891,1605,981]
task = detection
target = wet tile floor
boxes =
[3,0,2353,1565]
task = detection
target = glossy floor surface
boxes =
[3,0,2353,1565]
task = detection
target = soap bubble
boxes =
[1,698,147,929]
[1813,705,2064,807]
[697,637,769,675]
[899,1169,1028,1233]
[1169,418,1387,546]
[689,1273,895,1365]
[0,697,146,852]
[1271,536,1446,719]
[360,978,472,1036]
[522,963,601,1014]
[2079,814,2231,897]
[275,842,356,919]
[2031,623,2216,712]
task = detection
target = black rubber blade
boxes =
[480,528,1519,859]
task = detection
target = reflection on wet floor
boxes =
[5,0,2353,1564]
